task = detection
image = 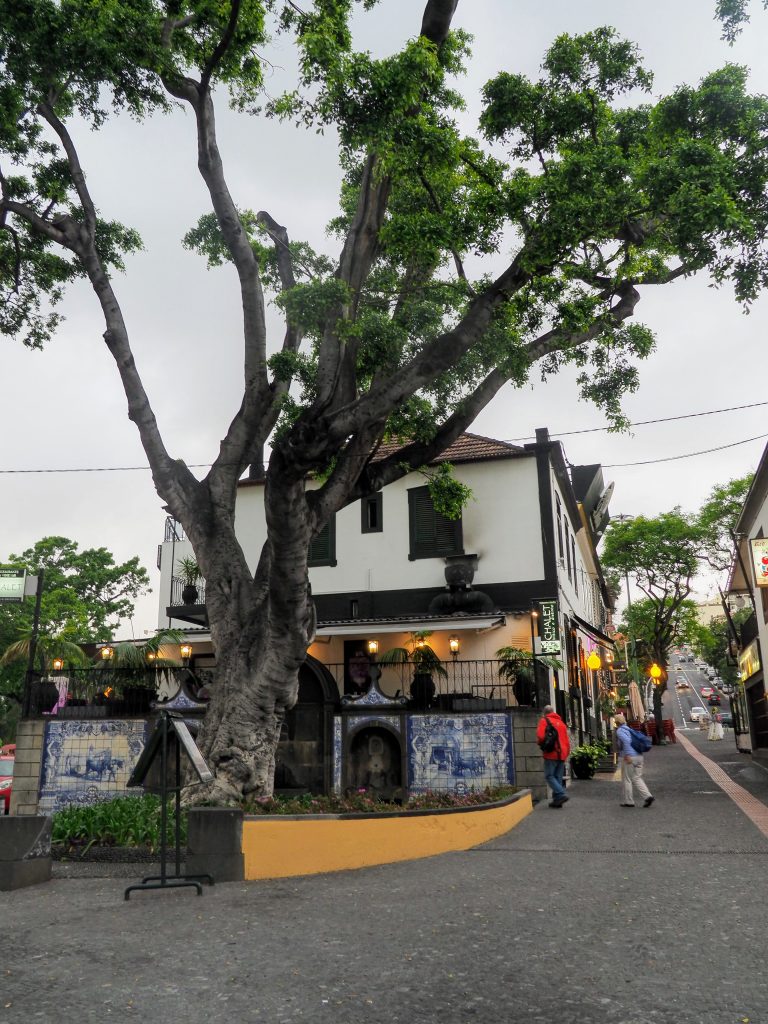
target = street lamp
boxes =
[586,650,602,740]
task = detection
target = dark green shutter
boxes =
[408,487,463,559]
[308,518,336,566]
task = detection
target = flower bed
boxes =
[237,788,533,880]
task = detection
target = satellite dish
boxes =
[591,481,615,530]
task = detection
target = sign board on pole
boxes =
[537,600,561,655]
[750,538,768,588]
[0,568,26,603]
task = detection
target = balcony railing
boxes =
[169,575,207,606]
[25,667,213,719]
[321,657,551,709]
[164,517,187,543]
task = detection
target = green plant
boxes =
[176,557,201,587]
[51,795,186,853]
[378,631,447,678]
[570,745,601,771]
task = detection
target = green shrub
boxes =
[51,795,186,852]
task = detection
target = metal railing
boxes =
[322,657,551,709]
[25,667,214,719]
[163,517,187,543]
[169,575,207,606]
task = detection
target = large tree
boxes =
[3,1,768,802]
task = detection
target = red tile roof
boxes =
[371,432,524,465]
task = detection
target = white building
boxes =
[157,428,616,744]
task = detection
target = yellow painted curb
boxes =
[242,791,533,880]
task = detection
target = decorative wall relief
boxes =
[406,713,513,794]
[38,719,149,814]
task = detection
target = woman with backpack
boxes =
[613,713,655,808]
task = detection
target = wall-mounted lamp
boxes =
[180,643,193,662]
[100,646,114,661]
[449,636,460,658]
[52,658,64,671]
[367,639,379,656]
[146,651,157,663]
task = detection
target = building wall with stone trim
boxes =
[9,720,45,816]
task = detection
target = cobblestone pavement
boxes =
[2,733,768,1024]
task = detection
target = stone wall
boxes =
[10,720,45,816]
[510,708,547,802]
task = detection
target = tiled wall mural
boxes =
[406,713,513,794]
[39,719,148,814]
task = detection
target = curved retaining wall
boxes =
[240,789,532,880]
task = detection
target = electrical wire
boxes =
[503,399,768,443]
[603,432,768,468]
[1,400,766,475]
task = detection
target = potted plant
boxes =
[378,631,447,709]
[176,556,201,604]
[496,646,563,707]
[570,744,600,780]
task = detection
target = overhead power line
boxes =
[503,399,768,443]
[603,433,768,468]
[0,399,766,475]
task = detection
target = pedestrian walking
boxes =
[613,712,655,808]
[536,705,571,808]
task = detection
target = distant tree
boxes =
[0,536,150,738]
[696,475,754,572]
[3,2,768,801]
[715,0,768,41]
[617,597,702,668]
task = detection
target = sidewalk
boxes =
[2,737,768,1024]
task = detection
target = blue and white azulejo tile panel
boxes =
[406,713,513,794]
[39,719,149,814]
[332,716,343,795]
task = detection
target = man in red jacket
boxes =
[536,705,571,808]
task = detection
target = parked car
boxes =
[690,706,709,722]
[0,755,13,814]
[719,712,733,727]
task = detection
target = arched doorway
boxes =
[275,656,337,795]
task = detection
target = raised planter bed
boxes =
[187,790,533,882]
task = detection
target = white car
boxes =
[690,706,709,722]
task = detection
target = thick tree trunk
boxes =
[181,470,316,806]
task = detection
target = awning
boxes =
[315,614,506,637]
[571,613,615,646]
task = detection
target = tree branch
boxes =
[200,0,241,93]
[37,99,97,238]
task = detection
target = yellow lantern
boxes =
[649,663,662,681]
[586,651,601,671]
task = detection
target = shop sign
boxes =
[739,638,761,682]
[750,538,768,588]
[0,568,25,603]
[537,600,561,654]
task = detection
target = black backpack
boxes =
[539,716,559,754]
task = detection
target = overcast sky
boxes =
[2,0,767,636]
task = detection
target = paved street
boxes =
[3,726,768,1024]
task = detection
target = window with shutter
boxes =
[408,486,463,560]
[308,517,337,567]
[361,492,383,533]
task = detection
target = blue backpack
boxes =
[627,727,653,754]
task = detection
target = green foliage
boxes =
[423,462,473,522]
[696,474,754,571]
[242,785,517,815]
[716,0,768,42]
[570,744,601,770]
[175,556,200,586]
[51,794,186,853]
[0,536,150,705]
[378,630,448,679]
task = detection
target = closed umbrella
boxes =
[628,680,645,722]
